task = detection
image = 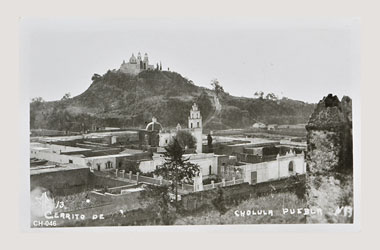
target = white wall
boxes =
[85,157,116,171]
[31,145,118,171]
[139,155,165,173]
[159,132,175,148]
[191,128,203,153]
[242,153,305,184]
[138,153,217,177]
[186,153,217,177]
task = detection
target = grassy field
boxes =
[175,192,307,225]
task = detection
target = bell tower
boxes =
[188,103,202,129]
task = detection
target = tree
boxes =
[30,97,45,118]
[265,92,278,101]
[47,108,74,133]
[211,78,224,96]
[91,74,101,81]
[140,185,176,225]
[154,138,200,209]
[31,97,44,104]
[117,160,140,174]
[61,92,71,101]
[195,91,213,118]
[174,130,196,149]
[254,91,264,99]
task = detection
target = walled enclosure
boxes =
[241,152,305,184]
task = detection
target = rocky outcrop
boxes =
[305,94,353,223]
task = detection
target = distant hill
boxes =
[30,69,315,132]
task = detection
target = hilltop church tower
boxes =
[188,103,203,153]
[143,53,149,68]
[137,52,142,61]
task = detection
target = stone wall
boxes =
[305,94,353,223]
[89,174,131,189]
[30,168,91,196]
[181,175,305,212]
[30,169,131,196]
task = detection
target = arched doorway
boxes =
[288,161,295,175]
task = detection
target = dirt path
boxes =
[203,93,222,127]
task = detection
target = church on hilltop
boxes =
[120,52,162,75]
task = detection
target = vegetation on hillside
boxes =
[30,69,315,132]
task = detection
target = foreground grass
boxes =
[175,192,307,225]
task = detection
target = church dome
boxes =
[129,53,137,64]
[146,117,163,131]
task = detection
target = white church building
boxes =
[139,103,218,177]
[155,103,203,153]
[119,52,160,75]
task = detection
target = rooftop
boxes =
[35,130,139,143]
[84,152,143,160]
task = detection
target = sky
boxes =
[20,18,360,104]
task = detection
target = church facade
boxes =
[186,103,203,153]
[146,103,203,153]
[120,52,160,75]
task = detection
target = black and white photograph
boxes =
[21,17,359,228]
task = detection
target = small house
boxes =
[267,124,278,131]
[252,122,267,129]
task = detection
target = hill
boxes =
[30,69,315,132]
